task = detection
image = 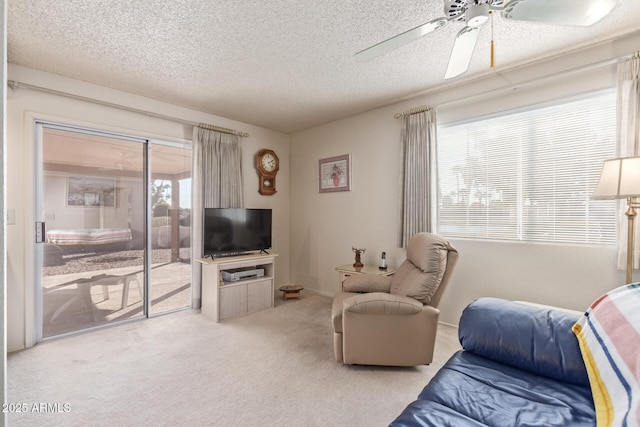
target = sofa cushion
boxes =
[459,298,589,387]
[390,233,451,304]
[391,400,488,427]
[391,351,595,427]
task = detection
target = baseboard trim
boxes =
[301,287,334,298]
[8,344,26,353]
[438,320,459,329]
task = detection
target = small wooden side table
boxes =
[279,285,304,300]
[335,264,396,290]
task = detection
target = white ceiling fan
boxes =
[355,0,618,79]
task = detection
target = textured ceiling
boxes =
[8,1,640,133]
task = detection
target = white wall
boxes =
[6,64,291,351]
[290,33,640,325]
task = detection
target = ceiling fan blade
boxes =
[355,17,448,62]
[502,0,617,26]
[445,26,480,79]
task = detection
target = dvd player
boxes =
[222,268,265,282]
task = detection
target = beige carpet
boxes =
[7,294,461,427]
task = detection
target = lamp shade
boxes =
[592,156,640,199]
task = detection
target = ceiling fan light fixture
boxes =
[466,3,490,27]
[585,1,618,25]
[501,0,618,26]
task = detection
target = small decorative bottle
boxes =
[379,251,387,270]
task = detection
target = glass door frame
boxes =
[34,121,192,341]
[147,138,193,317]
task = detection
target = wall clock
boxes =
[256,149,279,195]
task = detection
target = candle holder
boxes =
[352,246,366,268]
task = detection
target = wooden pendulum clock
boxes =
[256,149,279,195]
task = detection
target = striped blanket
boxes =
[573,283,640,427]
[47,228,132,245]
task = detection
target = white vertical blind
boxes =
[437,90,617,244]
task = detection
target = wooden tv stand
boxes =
[198,253,278,322]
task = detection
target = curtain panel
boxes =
[398,109,438,248]
[191,127,244,308]
[616,54,640,270]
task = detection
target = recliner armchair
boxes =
[331,233,458,366]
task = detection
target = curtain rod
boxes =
[196,122,248,137]
[394,104,431,119]
[6,80,250,138]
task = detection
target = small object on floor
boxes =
[279,285,303,300]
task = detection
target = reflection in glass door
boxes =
[149,142,192,315]
[37,124,192,339]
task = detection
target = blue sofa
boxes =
[391,298,595,427]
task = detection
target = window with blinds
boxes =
[437,90,617,244]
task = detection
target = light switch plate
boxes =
[7,208,15,225]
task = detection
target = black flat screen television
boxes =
[203,208,272,257]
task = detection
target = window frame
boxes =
[435,89,617,245]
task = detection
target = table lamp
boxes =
[592,156,640,284]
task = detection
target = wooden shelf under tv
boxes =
[198,252,278,322]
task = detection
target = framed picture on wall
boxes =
[318,154,351,193]
[67,175,116,207]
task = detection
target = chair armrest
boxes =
[343,274,392,293]
[343,292,423,316]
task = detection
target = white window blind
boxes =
[437,90,617,244]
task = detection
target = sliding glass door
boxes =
[36,123,191,339]
[148,142,192,315]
